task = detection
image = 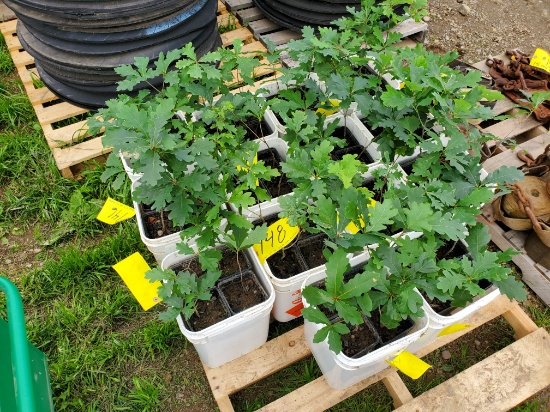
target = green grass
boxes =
[0,35,14,74]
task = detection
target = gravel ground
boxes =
[426,0,550,64]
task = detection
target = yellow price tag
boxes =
[437,323,473,337]
[530,48,550,73]
[316,99,341,116]
[97,197,136,224]
[387,351,431,380]
[113,253,162,311]
[253,218,300,264]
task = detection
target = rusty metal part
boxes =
[486,51,550,121]
[506,183,543,230]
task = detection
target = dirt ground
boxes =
[425,0,550,64]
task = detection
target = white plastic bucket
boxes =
[162,247,275,368]
[231,137,291,220]
[132,181,185,264]
[408,286,501,353]
[120,154,143,183]
[242,202,326,322]
[302,253,429,390]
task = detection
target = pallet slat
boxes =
[394,328,550,412]
[204,295,547,411]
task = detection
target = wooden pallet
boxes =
[203,295,550,411]
[0,2,277,178]
[224,0,428,51]
[471,55,550,157]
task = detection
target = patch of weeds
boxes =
[0,34,14,75]
[218,15,237,34]
[0,82,34,128]
[120,376,166,411]
[29,71,45,89]
[525,301,550,331]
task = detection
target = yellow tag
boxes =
[113,253,162,311]
[253,218,300,264]
[316,99,340,116]
[237,154,259,186]
[344,198,376,234]
[387,351,431,380]
[530,48,550,73]
[437,323,473,337]
[97,197,136,224]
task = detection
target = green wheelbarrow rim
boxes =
[0,276,37,412]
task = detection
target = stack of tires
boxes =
[5,0,221,109]
[252,0,404,32]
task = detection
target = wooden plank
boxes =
[52,137,111,171]
[26,87,58,106]
[382,371,414,408]
[236,6,263,24]
[482,112,543,140]
[217,0,227,13]
[261,30,302,47]
[0,19,16,35]
[248,19,280,40]
[221,27,253,47]
[224,0,254,11]
[215,395,235,412]
[501,301,539,339]
[482,131,550,173]
[45,120,91,148]
[478,214,550,306]
[258,368,395,412]
[395,328,550,412]
[240,40,267,54]
[491,98,517,116]
[204,325,311,398]
[11,50,33,67]
[33,102,89,125]
[217,13,240,30]
[389,18,428,38]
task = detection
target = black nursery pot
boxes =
[186,288,232,332]
[217,270,269,314]
[341,315,382,359]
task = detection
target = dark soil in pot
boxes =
[332,145,375,165]
[258,148,295,197]
[218,270,268,313]
[187,289,231,332]
[218,248,251,278]
[332,126,359,147]
[240,116,273,141]
[169,247,250,278]
[267,248,308,279]
[340,317,381,358]
[298,234,328,269]
[369,310,414,346]
[141,207,183,239]
[436,240,469,260]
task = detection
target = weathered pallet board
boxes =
[471,53,550,156]
[478,207,550,306]
[203,295,548,411]
[0,1,278,178]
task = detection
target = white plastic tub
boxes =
[162,246,275,368]
[302,253,429,390]
[231,136,291,220]
[327,114,381,165]
[408,286,501,353]
[241,202,326,322]
[120,154,143,183]
[132,182,185,264]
